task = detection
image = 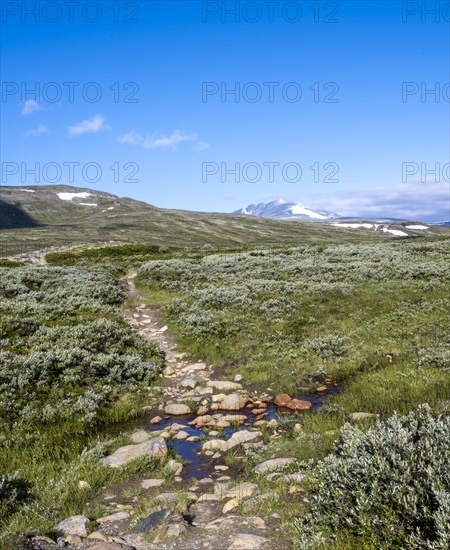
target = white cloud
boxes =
[118,130,143,145]
[313,181,450,222]
[24,124,48,137]
[118,129,208,150]
[68,114,109,136]
[21,100,41,116]
[146,130,197,149]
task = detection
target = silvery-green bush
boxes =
[293,405,450,549]
[0,266,160,427]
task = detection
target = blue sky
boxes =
[1,1,449,221]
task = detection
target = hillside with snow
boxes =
[234,199,339,221]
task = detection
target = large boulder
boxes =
[53,515,89,538]
[100,437,167,468]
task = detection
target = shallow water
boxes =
[141,383,341,479]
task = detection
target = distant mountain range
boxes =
[233,199,338,221]
[0,187,447,256]
[233,199,449,227]
[0,185,389,255]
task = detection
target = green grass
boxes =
[132,238,450,547]
[2,235,449,548]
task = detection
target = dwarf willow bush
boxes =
[0,267,161,428]
[293,405,450,549]
[0,265,163,539]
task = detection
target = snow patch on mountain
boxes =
[290,204,330,219]
[382,227,408,237]
[234,199,338,221]
[57,192,92,202]
[332,223,377,229]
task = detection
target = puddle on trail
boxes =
[140,383,341,479]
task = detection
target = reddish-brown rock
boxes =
[274,394,292,407]
[251,408,267,415]
[286,399,312,412]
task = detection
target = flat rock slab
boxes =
[133,509,172,533]
[141,478,164,489]
[190,500,222,525]
[130,430,150,443]
[225,430,260,451]
[228,533,270,549]
[97,512,130,524]
[182,362,207,372]
[225,482,258,500]
[202,430,261,453]
[286,399,312,411]
[219,393,248,411]
[274,394,292,407]
[207,381,243,391]
[165,403,192,415]
[100,437,167,468]
[153,522,187,543]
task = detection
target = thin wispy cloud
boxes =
[118,129,208,150]
[195,140,210,151]
[118,130,143,146]
[24,124,48,137]
[21,100,41,116]
[68,114,109,136]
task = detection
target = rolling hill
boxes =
[0,186,447,257]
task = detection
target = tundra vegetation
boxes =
[137,237,450,547]
[0,266,163,544]
[1,237,449,548]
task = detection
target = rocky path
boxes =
[30,274,292,550]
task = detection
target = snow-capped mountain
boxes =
[233,199,339,221]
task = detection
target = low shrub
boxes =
[293,405,450,548]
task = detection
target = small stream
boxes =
[141,383,341,479]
